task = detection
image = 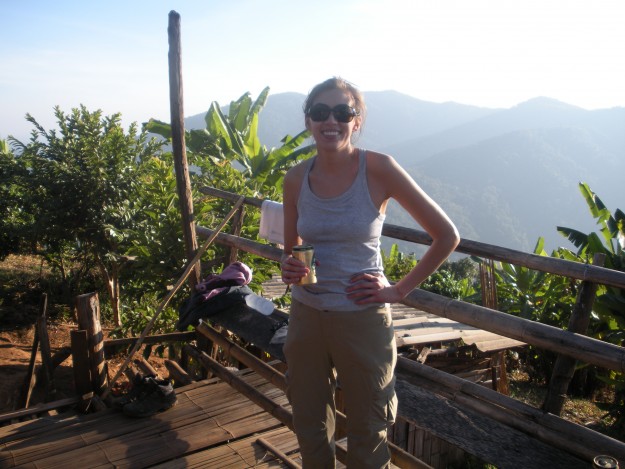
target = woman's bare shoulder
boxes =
[284,158,310,190]
[365,150,399,173]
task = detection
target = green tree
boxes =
[0,140,31,259]
[9,106,163,324]
[557,183,625,339]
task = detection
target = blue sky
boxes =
[2,0,625,141]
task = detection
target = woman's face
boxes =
[305,88,361,152]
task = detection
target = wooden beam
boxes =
[75,293,108,396]
[402,288,625,373]
[168,9,200,289]
[164,359,194,386]
[103,331,196,355]
[396,356,625,464]
[256,437,301,469]
[197,185,625,289]
[195,227,625,373]
[184,344,293,428]
[383,223,625,289]
[0,397,79,424]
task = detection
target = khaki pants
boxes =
[284,300,397,469]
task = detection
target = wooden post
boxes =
[71,329,93,412]
[168,10,200,289]
[542,253,605,415]
[19,294,46,408]
[36,307,56,401]
[75,293,108,396]
[228,205,245,265]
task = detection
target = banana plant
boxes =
[557,183,625,433]
[146,87,315,192]
[495,237,575,324]
[558,182,625,270]
[557,183,625,330]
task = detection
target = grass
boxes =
[508,369,618,438]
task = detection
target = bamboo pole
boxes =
[164,359,194,386]
[383,224,625,289]
[198,185,625,289]
[256,437,301,469]
[194,227,625,373]
[183,344,293,428]
[396,357,625,463]
[0,397,79,425]
[168,10,200,289]
[401,288,625,373]
[101,196,245,400]
[103,331,195,355]
[195,226,282,262]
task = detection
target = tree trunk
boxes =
[542,253,605,415]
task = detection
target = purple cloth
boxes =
[195,262,253,301]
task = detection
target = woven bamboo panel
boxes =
[0,371,290,468]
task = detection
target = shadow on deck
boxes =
[0,369,305,468]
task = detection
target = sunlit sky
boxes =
[2,0,624,142]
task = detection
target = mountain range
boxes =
[186,91,624,255]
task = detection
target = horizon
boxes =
[3,0,625,142]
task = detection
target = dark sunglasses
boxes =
[307,103,360,123]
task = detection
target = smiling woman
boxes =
[279,77,460,468]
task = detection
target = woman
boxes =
[281,77,459,468]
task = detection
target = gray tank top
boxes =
[293,149,387,311]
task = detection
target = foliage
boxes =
[145,87,315,193]
[145,88,316,296]
[6,107,163,320]
[382,244,477,299]
[556,182,625,432]
[382,244,416,282]
[0,140,30,259]
[495,238,577,325]
[2,88,314,333]
[493,238,578,380]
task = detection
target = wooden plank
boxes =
[149,427,302,469]
[392,316,437,327]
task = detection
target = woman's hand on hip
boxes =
[346,272,404,304]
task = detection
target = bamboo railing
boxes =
[197,186,625,374]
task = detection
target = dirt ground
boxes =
[0,254,174,416]
[0,321,169,415]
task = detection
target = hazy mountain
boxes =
[184,92,624,254]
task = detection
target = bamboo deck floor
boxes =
[0,370,318,469]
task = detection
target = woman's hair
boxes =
[303,77,367,123]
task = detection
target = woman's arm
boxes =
[280,165,309,285]
[347,153,460,304]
